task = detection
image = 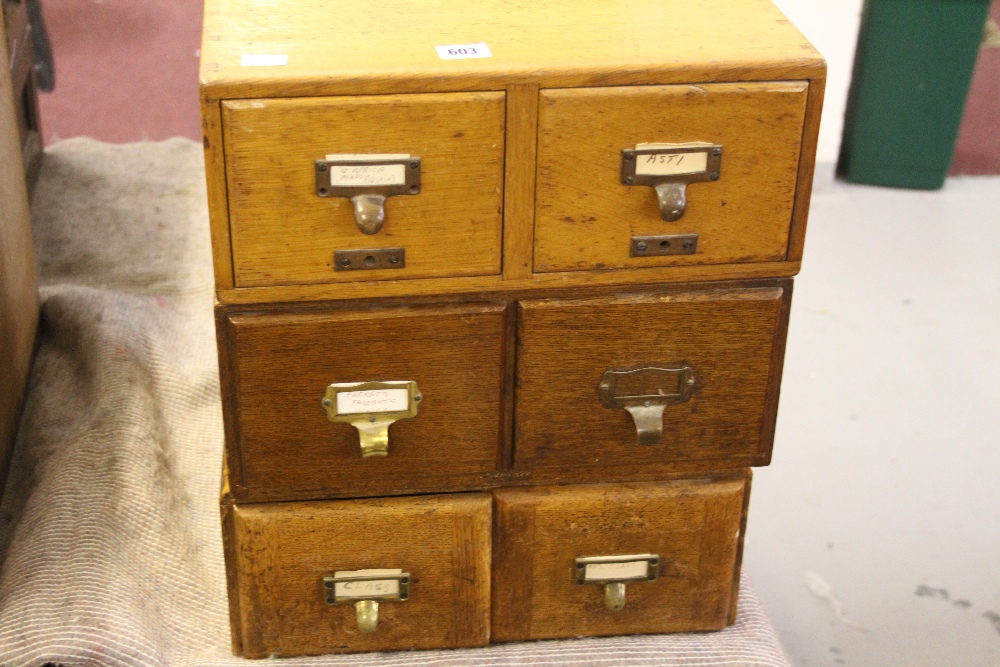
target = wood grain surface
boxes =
[501,83,538,280]
[492,476,749,641]
[514,284,790,473]
[212,260,801,306]
[534,82,808,272]
[223,92,505,288]
[201,99,234,289]
[0,17,38,493]
[225,493,492,657]
[200,0,823,100]
[221,302,508,501]
[787,74,826,262]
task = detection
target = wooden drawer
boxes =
[222,91,505,287]
[491,477,748,641]
[534,82,809,273]
[219,302,508,501]
[223,493,492,657]
[514,284,790,475]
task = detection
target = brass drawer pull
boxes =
[315,154,422,234]
[324,569,411,634]
[575,554,659,611]
[322,380,422,457]
[598,365,696,445]
[621,143,722,221]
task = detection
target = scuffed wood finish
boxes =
[515,284,790,473]
[534,82,808,273]
[0,18,38,492]
[222,302,508,501]
[223,92,505,288]
[226,493,492,657]
[492,476,749,641]
[200,0,823,100]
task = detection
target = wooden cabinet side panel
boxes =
[0,27,39,492]
[202,98,235,290]
[229,504,284,658]
[215,310,247,497]
[220,499,244,656]
[727,469,753,624]
[787,76,827,262]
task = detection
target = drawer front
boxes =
[223,92,505,287]
[514,285,789,473]
[224,493,492,656]
[492,477,748,641]
[221,303,507,500]
[534,82,808,272]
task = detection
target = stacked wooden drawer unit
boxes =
[200,0,824,657]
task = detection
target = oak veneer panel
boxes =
[200,0,824,100]
[223,302,507,501]
[492,477,748,641]
[534,82,808,273]
[515,285,790,473]
[226,493,492,656]
[0,21,38,493]
[223,92,505,287]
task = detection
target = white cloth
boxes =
[0,138,791,667]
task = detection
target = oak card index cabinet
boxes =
[200,0,824,657]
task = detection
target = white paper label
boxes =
[436,42,492,60]
[334,569,402,599]
[240,54,288,67]
[584,560,650,582]
[634,151,709,176]
[328,163,407,187]
[336,389,409,414]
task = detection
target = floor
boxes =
[745,164,1000,666]
[26,1,1000,665]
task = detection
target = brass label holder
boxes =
[323,569,410,634]
[598,365,696,445]
[322,380,422,457]
[621,142,722,221]
[575,554,660,611]
[315,154,421,235]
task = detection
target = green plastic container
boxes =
[838,0,992,189]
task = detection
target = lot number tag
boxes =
[436,42,492,60]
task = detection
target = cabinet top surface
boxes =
[200,0,824,99]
